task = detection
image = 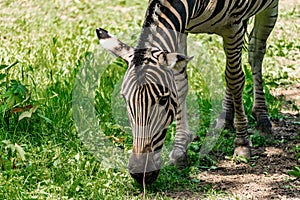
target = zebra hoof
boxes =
[233,146,251,160]
[169,148,189,169]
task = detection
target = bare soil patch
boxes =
[196,114,300,200]
[165,114,299,199]
[271,84,300,115]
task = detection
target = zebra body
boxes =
[97,0,278,184]
[187,0,274,34]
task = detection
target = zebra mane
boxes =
[137,0,169,50]
[137,0,190,52]
[131,48,148,85]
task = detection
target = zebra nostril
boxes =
[130,170,160,185]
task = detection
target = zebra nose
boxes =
[130,170,160,185]
[128,151,162,184]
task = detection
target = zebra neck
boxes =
[136,0,197,52]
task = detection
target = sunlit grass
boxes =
[0,0,299,199]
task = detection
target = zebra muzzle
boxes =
[128,151,161,185]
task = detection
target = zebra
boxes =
[96,0,278,184]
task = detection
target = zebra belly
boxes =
[185,17,241,36]
[185,0,276,36]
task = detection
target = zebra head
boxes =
[96,28,192,184]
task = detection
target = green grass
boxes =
[0,0,299,199]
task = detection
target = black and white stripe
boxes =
[133,0,278,157]
[97,0,279,184]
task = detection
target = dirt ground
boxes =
[185,68,300,198]
[194,72,300,199]
[163,96,299,200]
[165,112,300,200]
[196,113,300,200]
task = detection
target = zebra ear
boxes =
[159,52,193,71]
[96,28,134,62]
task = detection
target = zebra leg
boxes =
[216,87,235,131]
[169,34,193,169]
[169,69,193,169]
[248,2,278,136]
[223,26,251,158]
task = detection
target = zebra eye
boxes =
[158,95,169,106]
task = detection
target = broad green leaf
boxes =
[288,169,300,178]
[0,65,8,70]
[6,96,16,109]
[234,155,249,164]
[10,80,27,96]
[0,73,6,81]
[0,81,6,88]
[296,153,300,160]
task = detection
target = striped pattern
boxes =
[97,0,279,184]
[121,49,178,154]
[134,0,278,160]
